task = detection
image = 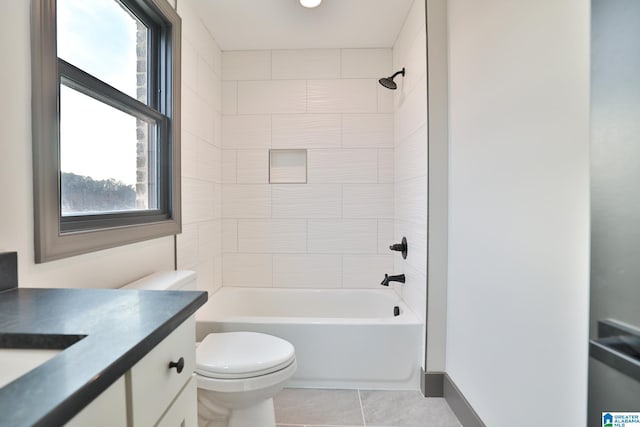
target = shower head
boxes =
[378,68,405,90]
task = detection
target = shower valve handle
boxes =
[389,237,408,259]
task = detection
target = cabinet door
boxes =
[156,375,197,427]
[65,377,127,427]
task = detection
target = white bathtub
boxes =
[195,287,422,390]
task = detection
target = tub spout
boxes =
[380,274,405,286]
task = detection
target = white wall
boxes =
[425,0,450,375]
[220,48,396,289]
[176,0,223,295]
[392,0,432,369]
[0,1,175,288]
[446,0,590,425]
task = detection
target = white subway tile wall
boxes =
[221,219,238,253]
[223,254,273,287]
[342,184,394,219]
[237,219,307,253]
[176,223,198,269]
[272,114,342,148]
[237,80,307,114]
[341,49,393,79]
[342,114,394,148]
[181,130,199,180]
[176,1,224,294]
[222,185,272,218]
[308,79,378,114]
[221,82,237,115]
[308,149,379,184]
[221,150,237,184]
[342,255,395,288]
[377,220,395,254]
[222,115,271,149]
[222,49,395,289]
[272,49,341,80]
[273,255,342,288]
[307,219,379,254]
[377,84,395,113]
[392,0,429,365]
[181,178,215,228]
[271,184,342,218]
[378,148,395,183]
[222,50,271,81]
[397,76,428,142]
[237,150,269,184]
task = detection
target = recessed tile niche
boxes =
[269,149,307,184]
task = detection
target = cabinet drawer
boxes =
[130,316,196,426]
[156,375,197,427]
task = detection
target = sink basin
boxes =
[0,348,61,388]
[0,333,86,389]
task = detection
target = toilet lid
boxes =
[196,332,295,379]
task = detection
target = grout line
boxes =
[376,149,380,184]
[376,219,380,255]
[234,78,239,115]
[305,79,309,113]
[305,219,309,254]
[340,113,344,147]
[235,219,239,255]
[234,149,238,183]
[339,252,344,289]
[358,389,367,426]
[340,183,345,219]
[270,113,273,148]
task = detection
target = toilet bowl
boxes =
[196,332,296,427]
[121,271,296,427]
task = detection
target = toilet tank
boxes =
[121,270,197,291]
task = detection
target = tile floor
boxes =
[274,388,462,427]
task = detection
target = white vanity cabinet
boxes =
[65,377,128,427]
[64,316,197,427]
[129,315,197,426]
[155,376,197,427]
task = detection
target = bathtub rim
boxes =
[196,286,422,326]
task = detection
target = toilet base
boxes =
[195,355,296,427]
[229,399,275,427]
[198,391,276,427]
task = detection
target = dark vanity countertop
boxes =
[0,287,207,427]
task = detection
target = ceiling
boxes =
[189,0,415,51]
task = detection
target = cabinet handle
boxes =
[169,357,185,374]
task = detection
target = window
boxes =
[32,0,181,262]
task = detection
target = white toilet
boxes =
[122,271,296,427]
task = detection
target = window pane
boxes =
[57,0,148,103]
[60,84,157,216]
